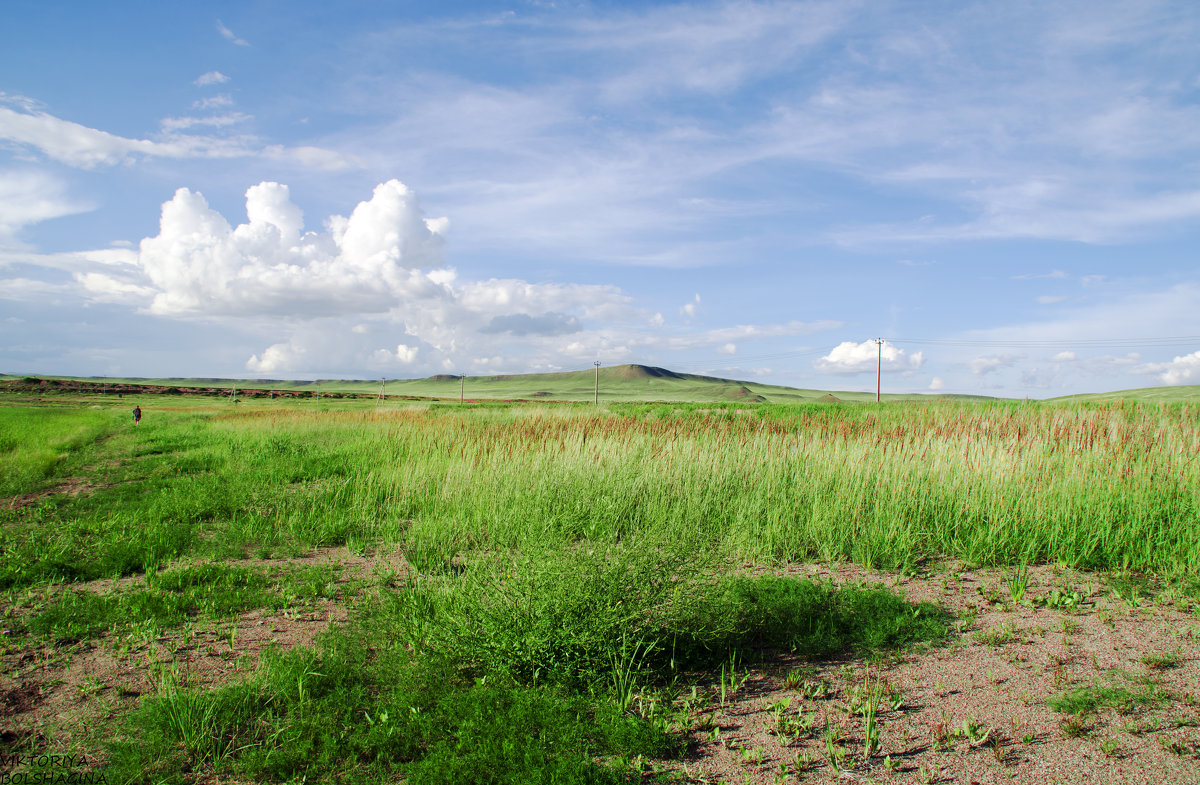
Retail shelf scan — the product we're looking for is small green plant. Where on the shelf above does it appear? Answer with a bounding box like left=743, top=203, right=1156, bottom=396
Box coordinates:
left=976, top=584, right=1003, bottom=605
left=719, top=649, right=749, bottom=704
left=989, top=735, right=1009, bottom=765
left=77, top=676, right=105, bottom=698
left=1100, top=738, right=1119, bottom=757
left=823, top=712, right=847, bottom=771
left=798, top=678, right=828, bottom=700
left=1007, top=562, right=1030, bottom=604
left=1141, top=651, right=1181, bottom=670
left=783, top=667, right=810, bottom=691
left=1061, top=716, right=1091, bottom=738
left=972, top=622, right=1020, bottom=647
left=1032, top=588, right=1083, bottom=609
left=609, top=631, right=651, bottom=713
left=953, top=717, right=992, bottom=746
left=859, top=668, right=884, bottom=759
left=1158, top=736, right=1191, bottom=756
left=765, top=698, right=812, bottom=743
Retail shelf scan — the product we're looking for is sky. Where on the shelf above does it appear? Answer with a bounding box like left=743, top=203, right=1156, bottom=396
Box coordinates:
left=2, top=0, right=1199, bottom=397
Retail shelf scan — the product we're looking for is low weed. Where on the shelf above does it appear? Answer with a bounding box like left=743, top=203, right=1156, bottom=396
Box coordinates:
left=1141, top=651, right=1182, bottom=670
left=26, top=563, right=337, bottom=642
left=972, top=622, right=1022, bottom=647
left=1048, top=684, right=1168, bottom=716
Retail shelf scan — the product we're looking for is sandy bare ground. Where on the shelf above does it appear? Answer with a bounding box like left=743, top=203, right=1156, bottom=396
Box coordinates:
left=1, top=552, right=1197, bottom=784
left=674, top=562, right=1200, bottom=784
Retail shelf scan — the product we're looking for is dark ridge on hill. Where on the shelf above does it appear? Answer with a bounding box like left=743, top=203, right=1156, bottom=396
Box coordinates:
left=427, top=374, right=461, bottom=382
left=821, top=393, right=842, bottom=402
left=611, top=364, right=687, bottom=380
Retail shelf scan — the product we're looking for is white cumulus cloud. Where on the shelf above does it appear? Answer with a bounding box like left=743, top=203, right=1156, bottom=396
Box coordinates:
left=194, top=71, right=231, bottom=87
left=1136, top=350, right=1200, bottom=385
left=813, top=340, right=924, bottom=375
left=132, top=180, right=448, bottom=317
left=38, top=179, right=844, bottom=377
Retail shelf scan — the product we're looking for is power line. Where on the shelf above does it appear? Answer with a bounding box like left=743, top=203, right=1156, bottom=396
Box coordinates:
left=893, top=336, right=1200, bottom=349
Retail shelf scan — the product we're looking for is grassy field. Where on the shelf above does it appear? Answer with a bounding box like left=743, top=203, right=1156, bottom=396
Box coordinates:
left=3, top=364, right=1006, bottom=403
left=1, top=392, right=1197, bottom=783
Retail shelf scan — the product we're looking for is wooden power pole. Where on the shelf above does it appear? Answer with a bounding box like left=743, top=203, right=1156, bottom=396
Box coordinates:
left=874, top=338, right=884, bottom=403
left=593, top=361, right=601, bottom=405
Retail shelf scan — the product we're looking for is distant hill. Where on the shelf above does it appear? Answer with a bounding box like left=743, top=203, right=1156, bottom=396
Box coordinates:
left=4, top=367, right=1194, bottom=404
left=1049, top=385, right=1200, bottom=403
left=0, top=365, right=970, bottom=404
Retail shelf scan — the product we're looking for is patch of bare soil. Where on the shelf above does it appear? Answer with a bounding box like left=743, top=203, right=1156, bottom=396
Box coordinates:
left=0, top=545, right=402, bottom=767
left=71, top=544, right=413, bottom=595
left=1, top=478, right=103, bottom=511
left=0, top=602, right=348, bottom=766
left=671, top=563, right=1200, bottom=784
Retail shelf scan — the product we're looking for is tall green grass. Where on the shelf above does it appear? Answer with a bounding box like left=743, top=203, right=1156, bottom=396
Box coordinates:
left=0, top=407, right=114, bottom=496
left=3, top=399, right=1196, bottom=584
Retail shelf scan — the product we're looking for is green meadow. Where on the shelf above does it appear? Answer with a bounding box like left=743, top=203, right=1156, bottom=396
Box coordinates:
left=3, top=363, right=1005, bottom=403
left=1, top=388, right=1197, bottom=782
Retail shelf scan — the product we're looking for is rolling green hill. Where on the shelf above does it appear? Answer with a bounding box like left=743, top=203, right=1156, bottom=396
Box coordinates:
left=1049, top=384, right=1200, bottom=403
left=4, top=366, right=1195, bottom=403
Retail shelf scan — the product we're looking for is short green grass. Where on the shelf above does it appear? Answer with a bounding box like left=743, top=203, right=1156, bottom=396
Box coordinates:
left=2, top=393, right=1198, bottom=782
left=105, top=544, right=948, bottom=784
left=22, top=563, right=340, bottom=643
left=1048, top=683, right=1169, bottom=716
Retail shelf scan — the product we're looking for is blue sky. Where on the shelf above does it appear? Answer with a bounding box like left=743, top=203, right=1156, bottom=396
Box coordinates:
left=2, top=0, right=1198, bottom=396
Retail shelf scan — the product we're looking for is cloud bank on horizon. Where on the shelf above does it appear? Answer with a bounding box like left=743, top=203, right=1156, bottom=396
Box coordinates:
left=1, top=1, right=1198, bottom=396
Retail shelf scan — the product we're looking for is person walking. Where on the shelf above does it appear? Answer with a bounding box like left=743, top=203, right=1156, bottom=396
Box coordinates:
left=132, top=405, right=141, bottom=426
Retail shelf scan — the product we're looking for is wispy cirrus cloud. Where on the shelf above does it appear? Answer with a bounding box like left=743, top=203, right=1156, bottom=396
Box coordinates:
left=331, top=0, right=1200, bottom=268
left=0, top=170, right=92, bottom=246
left=216, top=20, right=249, bottom=47
left=0, top=95, right=353, bottom=170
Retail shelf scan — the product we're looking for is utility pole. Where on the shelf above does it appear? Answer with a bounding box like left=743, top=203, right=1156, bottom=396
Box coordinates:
left=460, top=374, right=465, bottom=404
left=874, top=338, right=884, bottom=403
left=377, top=378, right=386, bottom=404
left=231, top=383, right=236, bottom=402
left=594, top=361, right=601, bottom=405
